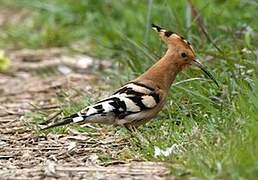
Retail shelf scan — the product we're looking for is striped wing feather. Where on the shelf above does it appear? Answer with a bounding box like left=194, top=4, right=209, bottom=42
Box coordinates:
left=78, top=82, right=160, bottom=124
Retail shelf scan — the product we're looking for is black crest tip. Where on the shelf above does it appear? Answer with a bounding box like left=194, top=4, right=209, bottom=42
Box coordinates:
left=151, top=23, right=162, bottom=32
left=151, top=23, right=174, bottom=37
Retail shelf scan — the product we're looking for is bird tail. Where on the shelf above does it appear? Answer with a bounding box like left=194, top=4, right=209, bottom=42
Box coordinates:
left=41, top=113, right=85, bottom=130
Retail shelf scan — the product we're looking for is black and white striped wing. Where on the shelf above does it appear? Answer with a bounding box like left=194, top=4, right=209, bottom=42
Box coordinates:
left=77, top=82, right=160, bottom=123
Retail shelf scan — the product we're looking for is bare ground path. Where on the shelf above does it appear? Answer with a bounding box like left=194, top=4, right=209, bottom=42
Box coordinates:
left=0, top=49, right=171, bottom=179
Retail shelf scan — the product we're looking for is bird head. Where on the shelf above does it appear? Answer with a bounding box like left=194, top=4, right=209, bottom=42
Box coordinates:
left=152, top=24, right=219, bottom=87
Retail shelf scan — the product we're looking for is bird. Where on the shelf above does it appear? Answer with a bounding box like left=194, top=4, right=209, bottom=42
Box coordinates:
left=42, top=24, right=219, bottom=130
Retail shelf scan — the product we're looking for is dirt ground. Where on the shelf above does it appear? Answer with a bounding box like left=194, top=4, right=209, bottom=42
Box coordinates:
left=0, top=49, right=171, bottom=179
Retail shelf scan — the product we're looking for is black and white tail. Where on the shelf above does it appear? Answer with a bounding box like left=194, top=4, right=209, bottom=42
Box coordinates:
left=41, top=113, right=85, bottom=130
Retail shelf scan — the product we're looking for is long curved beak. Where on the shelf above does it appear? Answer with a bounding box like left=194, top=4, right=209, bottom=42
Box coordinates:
left=192, top=59, right=219, bottom=88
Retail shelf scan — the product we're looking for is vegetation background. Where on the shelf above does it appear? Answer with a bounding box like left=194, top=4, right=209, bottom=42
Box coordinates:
left=0, top=0, right=257, bottom=179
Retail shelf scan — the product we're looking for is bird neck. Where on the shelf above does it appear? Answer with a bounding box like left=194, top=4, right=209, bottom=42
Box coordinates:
left=138, top=50, right=181, bottom=91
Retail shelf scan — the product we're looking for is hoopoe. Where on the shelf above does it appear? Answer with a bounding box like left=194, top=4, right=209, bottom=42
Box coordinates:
left=42, top=24, right=218, bottom=130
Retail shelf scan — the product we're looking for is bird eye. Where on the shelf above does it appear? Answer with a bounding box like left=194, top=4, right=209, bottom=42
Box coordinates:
left=181, top=52, right=187, bottom=58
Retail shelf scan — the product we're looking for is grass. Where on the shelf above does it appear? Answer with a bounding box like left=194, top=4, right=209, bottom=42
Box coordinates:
left=1, top=0, right=258, bottom=179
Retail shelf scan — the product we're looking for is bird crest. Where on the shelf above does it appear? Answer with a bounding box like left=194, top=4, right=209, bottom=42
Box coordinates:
left=151, top=23, right=195, bottom=54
